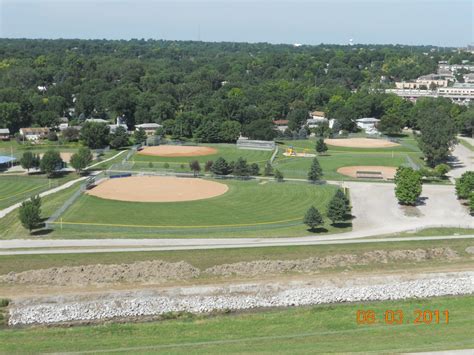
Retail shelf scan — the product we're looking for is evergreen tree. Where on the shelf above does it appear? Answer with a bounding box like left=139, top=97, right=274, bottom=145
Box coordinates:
left=109, top=126, right=129, bottom=149
left=274, top=169, right=284, bottom=182
left=315, top=138, right=328, bottom=155
left=134, top=128, right=147, bottom=144
left=304, top=206, right=323, bottom=232
left=233, top=157, right=250, bottom=177
left=334, top=189, right=351, bottom=215
left=210, top=157, right=230, bottom=175
left=327, top=194, right=347, bottom=225
left=263, top=162, right=273, bottom=176
left=250, top=163, right=260, bottom=176
left=470, top=191, right=474, bottom=215
left=308, top=157, right=323, bottom=182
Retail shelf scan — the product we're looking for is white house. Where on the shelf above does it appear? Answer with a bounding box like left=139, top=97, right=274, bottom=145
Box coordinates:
left=0, top=128, right=10, bottom=140
left=135, top=123, right=162, bottom=136
left=356, top=117, right=380, bottom=133
left=307, top=111, right=328, bottom=128
left=85, top=118, right=109, bottom=124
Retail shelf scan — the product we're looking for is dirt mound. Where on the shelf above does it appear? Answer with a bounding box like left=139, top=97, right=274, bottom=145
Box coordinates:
left=138, top=145, right=217, bottom=157
left=325, top=138, right=399, bottom=148
left=337, top=166, right=397, bottom=180
left=86, top=176, right=229, bottom=202
left=0, top=260, right=199, bottom=286
left=204, top=248, right=458, bottom=277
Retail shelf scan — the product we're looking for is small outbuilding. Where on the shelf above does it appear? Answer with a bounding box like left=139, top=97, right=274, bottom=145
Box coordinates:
left=0, top=128, right=10, bottom=140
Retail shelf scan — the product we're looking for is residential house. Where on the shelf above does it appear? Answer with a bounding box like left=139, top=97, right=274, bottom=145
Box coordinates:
left=272, top=119, right=289, bottom=132
left=135, top=123, right=162, bottom=136
left=19, top=127, right=50, bottom=141
left=0, top=128, right=10, bottom=140
left=356, top=118, right=380, bottom=134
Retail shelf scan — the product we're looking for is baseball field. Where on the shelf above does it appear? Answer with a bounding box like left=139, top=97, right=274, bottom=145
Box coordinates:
left=53, top=178, right=346, bottom=238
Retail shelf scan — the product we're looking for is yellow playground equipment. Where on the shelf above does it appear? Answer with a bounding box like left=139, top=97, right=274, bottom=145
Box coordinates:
left=286, top=146, right=296, bottom=156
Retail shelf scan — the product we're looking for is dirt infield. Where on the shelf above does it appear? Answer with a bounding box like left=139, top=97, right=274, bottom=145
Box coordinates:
left=86, top=176, right=229, bottom=202
left=325, top=138, right=399, bottom=148
left=137, top=145, right=217, bottom=157
left=39, top=152, right=74, bottom=163
left=337, top=166, right=397, bottom=180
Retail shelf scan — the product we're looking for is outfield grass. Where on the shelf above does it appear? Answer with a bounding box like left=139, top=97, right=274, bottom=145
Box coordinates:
left=2, top=296, right=472, bottom=353
left=131, top=143, right=273, bottom=165
left=55, top=179, right=348, bottom=238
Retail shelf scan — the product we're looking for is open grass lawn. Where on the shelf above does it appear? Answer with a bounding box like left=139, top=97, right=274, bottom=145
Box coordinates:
left=2, top=296, right=472, bottom=353
left=0, top=173, right=79, bottom=210
left=56, top=179, right=347, bottom=238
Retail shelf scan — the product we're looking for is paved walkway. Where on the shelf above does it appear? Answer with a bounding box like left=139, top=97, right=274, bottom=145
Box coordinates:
left=448, top=141, right=473, bottom=180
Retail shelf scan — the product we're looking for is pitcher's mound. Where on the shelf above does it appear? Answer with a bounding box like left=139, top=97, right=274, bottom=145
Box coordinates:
left=325, top=138, right=399, bottom=148
left=86, top=176, right=228, bottom=202
left=138, top=145, right=217, bottom=157
left=337, top=166, right=397, bottom=180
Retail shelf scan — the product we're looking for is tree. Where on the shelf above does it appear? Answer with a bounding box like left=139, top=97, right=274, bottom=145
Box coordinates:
left=20, top=151, right=40, bottom=172
left=304, top=206, right=323, bottom=232
left=308, top=157, right=323, bottom=182
left=109, top=126, right=129, bottom=149
left=204, top=160, right=213, bottom=172
left=47, top=131, right=58, bottom=141
left=250, top=163, right=260, bottom=176
left=394, top=166, right=423, bottom=205
left=263, top=162, right=273, bottom=176
left=62, top=127, right=80, bottom=142
left=274, top=169, right=284, bottom=182
left=455, top=171, right=474, bottom=199
left=233, top=157, right=250, bottom=177
left=18, top=197, right=41, bottom=233
left=243, top=119, right=277, bottom=141
left=134, top=128, right=147, bottom=144
left=70, top=147, right=93, bottom=173
left=433, top=163, right=450, bottom=179
left=40, top=150, right=63, bottom=177
left=470, top=192, right=474, bottom=215
left=334, top=189, right=351, bottom=215
left=210, top=157, right=231, bottom=175
left=219, top=120, right=241, bottom=143
left=80, top=122, right=110, bottom=149
left=415, top=103, right=457, bottom=167
left=327, top=193, right=347, bottom=225
left=315, top=138, right=328, bottom=155
left=189, top=160, right=201, bottom=177
left=378, top=113, right=403, bottom=135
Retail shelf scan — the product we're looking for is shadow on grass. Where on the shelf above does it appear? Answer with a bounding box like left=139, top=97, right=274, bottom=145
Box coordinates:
left=31, top=228, right=54, bottom=236
left=306, top=227, right=328, bottom=233
left=331, top=222, right=352, bottom=228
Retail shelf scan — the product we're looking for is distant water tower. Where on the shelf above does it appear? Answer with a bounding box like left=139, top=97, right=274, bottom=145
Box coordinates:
left=349, top=38, right=354, bottom=46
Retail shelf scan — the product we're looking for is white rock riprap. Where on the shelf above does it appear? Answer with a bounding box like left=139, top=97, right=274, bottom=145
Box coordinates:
left=8, top=272, right=474, bottom=326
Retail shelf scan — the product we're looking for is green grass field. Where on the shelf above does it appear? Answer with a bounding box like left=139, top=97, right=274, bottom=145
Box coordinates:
left=54, top=179, right=348, bottom=238
left=0, top=173, right=79, bottom=210
left=2, top=296, right=472, bottom=353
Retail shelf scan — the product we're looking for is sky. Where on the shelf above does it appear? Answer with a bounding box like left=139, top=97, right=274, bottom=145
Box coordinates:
left=1, top=0, right=473, bottom=47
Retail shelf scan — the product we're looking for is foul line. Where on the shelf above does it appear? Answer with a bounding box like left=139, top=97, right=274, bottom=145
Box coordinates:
left=51, top=216, right=303, bottom=229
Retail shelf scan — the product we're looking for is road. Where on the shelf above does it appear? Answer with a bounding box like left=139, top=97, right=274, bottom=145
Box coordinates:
left=0, top=235, right=473, bottom=255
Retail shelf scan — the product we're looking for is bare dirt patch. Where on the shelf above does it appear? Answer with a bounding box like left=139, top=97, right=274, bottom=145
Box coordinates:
left=137, top=145, right=217, bottom=157
left=86, top=176, right=229, bottom=202
left=337, top=165, right=397, bottom=180
left=325, top=138, right=399, bottom=148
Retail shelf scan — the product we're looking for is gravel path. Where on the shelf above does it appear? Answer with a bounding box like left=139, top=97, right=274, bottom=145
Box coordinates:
left=8, top=271, right=474, bottom=326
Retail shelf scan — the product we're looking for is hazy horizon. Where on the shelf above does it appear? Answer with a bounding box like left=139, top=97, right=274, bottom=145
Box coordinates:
left=1, top=0, right=473, bottom=47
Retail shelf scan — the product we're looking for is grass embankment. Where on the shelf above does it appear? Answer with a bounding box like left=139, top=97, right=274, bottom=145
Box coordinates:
left=55, top=179, right=347, bottom=238
left=458, top=138, right=474, bottom=152
left=0, top=237, right=472, bottom=275
left=1, top=296, right=473, bottom=353
left=385, top=228, right=474, bottom=238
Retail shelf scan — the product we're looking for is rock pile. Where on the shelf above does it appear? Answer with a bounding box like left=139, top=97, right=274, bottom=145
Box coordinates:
left=8, top=272, right=473, bottom=326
